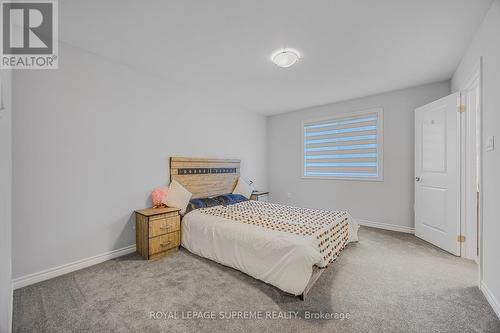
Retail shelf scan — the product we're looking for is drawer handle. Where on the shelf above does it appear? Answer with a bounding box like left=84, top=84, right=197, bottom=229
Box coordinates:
left=160, top=241, right=172, bottom=247
left=160, top=225, right=171, bottom=230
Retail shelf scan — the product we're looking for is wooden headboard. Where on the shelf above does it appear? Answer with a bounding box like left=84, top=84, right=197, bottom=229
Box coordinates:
left=169, top=157, right=240, bottom=199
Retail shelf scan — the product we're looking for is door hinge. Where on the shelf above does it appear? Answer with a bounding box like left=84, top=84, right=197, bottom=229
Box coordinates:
left=458, top=105, right=466, bottom=113
left=457, top=235, right=466, bottom=243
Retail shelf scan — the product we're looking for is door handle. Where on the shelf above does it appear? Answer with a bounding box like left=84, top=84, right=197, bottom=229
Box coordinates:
left=415, top=177, right=421, bottom=182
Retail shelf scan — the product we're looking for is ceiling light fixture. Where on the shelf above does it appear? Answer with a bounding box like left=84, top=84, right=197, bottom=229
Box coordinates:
left=271, top=48, right=301, bottom=68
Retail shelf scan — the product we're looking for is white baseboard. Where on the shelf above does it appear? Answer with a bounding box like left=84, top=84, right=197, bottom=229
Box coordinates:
left=481, top=282, right=500, bottom=320
left=356, top=219, right=415, bottom=234
left=13, top=244, right=136, bottom=290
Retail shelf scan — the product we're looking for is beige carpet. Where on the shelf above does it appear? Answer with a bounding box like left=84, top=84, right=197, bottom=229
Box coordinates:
left=13, top=226, right=500, bottom=332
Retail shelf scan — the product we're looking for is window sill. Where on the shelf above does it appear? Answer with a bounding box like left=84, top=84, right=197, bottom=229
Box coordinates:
left=300, top=176, right=384, bottom=182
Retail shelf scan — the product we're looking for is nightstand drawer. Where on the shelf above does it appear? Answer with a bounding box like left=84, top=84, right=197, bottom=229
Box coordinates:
left=256, top=194, right=268, bottom=202
left=250, top=191, right=269, bottom=202
left=149, top=215, right=180, bottom=237
left=149, top=232, right=180, bottom=255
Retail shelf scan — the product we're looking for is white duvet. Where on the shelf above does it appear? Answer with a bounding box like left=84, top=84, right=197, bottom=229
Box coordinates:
left=181, top=206, right=359, bottom=296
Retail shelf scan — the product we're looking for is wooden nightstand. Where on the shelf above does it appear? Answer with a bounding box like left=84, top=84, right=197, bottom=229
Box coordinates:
left=135, top=207, right=181, bottom=260
left=250, top=191, right=269, bottom=202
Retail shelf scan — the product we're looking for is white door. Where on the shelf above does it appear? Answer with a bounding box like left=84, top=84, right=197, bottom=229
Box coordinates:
left=415, top=93, right=461, bottom=256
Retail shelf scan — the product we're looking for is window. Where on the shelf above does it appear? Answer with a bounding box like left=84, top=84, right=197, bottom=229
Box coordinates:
left=302, top=108, right=383, bottom=181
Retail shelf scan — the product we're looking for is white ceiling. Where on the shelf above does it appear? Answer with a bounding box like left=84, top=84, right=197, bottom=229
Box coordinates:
left=60, top=0, right=492, bottom=115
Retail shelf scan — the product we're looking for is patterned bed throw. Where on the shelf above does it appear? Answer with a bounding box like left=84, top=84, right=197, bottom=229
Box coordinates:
left=198, top=200, right=350, bottom=266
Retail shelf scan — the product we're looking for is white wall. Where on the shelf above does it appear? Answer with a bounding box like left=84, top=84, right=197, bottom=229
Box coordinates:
left=268, top=81, right=450, bottom=230
left=452, top=0, right=500, bottom=318
left=12, top=43, right=268, bottom=279
left=0, top=70, right=13, bottom=333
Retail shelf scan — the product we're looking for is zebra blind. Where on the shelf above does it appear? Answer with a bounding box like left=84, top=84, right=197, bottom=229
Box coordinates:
left=303, top=108, right=383, bottom=180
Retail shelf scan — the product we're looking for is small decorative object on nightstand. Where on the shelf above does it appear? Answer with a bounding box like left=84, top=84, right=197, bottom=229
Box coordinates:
left=250, top=191, right=269, bottom=202
left=135, top=207, right=181, bottom=260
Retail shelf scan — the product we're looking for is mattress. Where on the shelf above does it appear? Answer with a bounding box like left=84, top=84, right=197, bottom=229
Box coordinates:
left=181, top=200, right=359, bottom=295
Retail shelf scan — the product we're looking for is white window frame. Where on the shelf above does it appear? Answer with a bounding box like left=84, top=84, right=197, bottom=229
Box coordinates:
left=301, top=108, right=384, bottom=181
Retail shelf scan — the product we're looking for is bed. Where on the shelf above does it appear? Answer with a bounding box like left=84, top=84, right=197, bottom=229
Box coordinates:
left=170, top=157, right=359, bottom=299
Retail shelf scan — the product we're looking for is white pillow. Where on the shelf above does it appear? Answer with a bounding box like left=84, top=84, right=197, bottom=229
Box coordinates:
left=232, top=177, right=254, bottom=199
left=164, top=180, right=192, bottom=214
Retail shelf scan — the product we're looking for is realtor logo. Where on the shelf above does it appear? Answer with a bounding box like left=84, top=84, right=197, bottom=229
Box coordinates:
left=1, top=0, right=58, bottom=69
